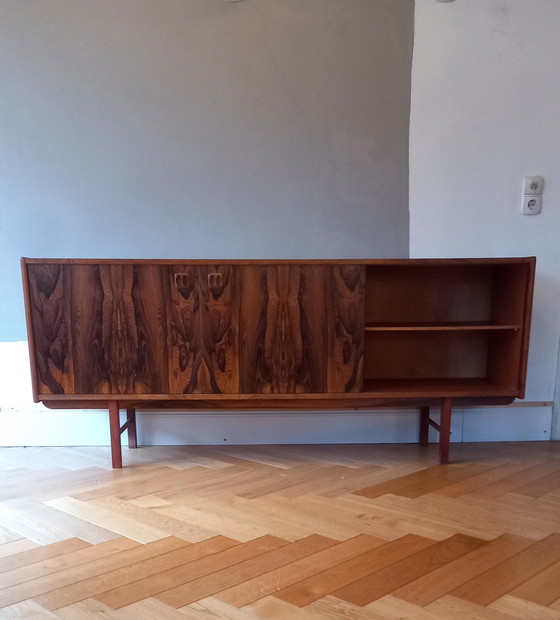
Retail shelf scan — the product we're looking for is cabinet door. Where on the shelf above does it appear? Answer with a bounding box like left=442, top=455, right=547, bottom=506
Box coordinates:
left=328, top=264, right=365, bottom=393
left=26, top=263, right=74, bottom=395
left=70, top=264, right=169, bottom=394
left=237, top=264, right=364, bottom=394
left=166, top=265, right=239, bottom=394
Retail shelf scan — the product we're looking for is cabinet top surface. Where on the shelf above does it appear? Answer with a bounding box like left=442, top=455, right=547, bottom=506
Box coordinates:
left=21, top=257, right=536, bottom=266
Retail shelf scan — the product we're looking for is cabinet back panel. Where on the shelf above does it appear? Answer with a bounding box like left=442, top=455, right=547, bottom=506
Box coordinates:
left=491, top=264, right=532, bottom=325
left=365, top=265, right=494, bottom=324
left=364, top=331, right=489, bottom=380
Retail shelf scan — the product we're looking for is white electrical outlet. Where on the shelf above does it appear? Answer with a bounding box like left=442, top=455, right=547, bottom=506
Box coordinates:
left=522, top=195, right=542, bottom=215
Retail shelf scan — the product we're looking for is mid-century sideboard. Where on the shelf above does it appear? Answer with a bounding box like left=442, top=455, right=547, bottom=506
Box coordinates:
left=21, top=257, right=536, bottom=468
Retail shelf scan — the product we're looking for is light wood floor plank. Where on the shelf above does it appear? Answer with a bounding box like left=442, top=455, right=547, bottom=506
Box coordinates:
left=0, top=539, right=41, bottom=561
left=451, top=533, right=560, bottom=606
left=116, top=597, right=198, bottom=619
left=62, top=536, right=238, bottom=611
left=352, top=465, right=447, bottom=498
left=97, top=535, right=286, bottom=609
left=511, top=471, right=560, bottom=498
left=90, top=495, right=214, bottom=543
left=275, top=533, right=437, bottom=607
left=167, top=494, right=311, bottom=541
left=432, top=463, right=532, bottom=498
left=365, top=595, right=446, bottom=620
left=154, top=501, right=274, bottom=542
left=0, top=600, right=59, bottom=619
left=489, top=595, right=560, bottom=620
left=426, top=594, right=518, bottom=619
left=507, top=558, right=560, bottom=606
left=246, top=596, right=324, bottom=619
left=186, top=596, right=264, bottom=619
left=55, top=598, right=123, bottom=619
left=307, top=595, right=390, bottom=619
left=156, top=535, right=336, bottom=608
left=43, top=497, right=172, bottom=543
left=332, top=533, right=485, bottom=607
left=216, top=534, right=385, bottom=607
left=392, top=533, right=534, bottom=606
left=394, top=463, right=500, bottom=498
left=0, top=537, right=140, bottom=607
left=474, top=462, right=560, bottom=498
left=34, top=536, right=192, bottom=610
left=0, top=538, right=91, bottom=576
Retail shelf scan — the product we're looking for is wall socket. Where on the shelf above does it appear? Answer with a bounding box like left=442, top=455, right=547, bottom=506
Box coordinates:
left=521, top=175, right=544, bottom=215
left=521, top=195, right=542, bottom=215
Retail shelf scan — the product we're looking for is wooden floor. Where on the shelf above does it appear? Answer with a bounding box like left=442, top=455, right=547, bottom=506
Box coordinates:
left=1, top=443, right=560, bottom=619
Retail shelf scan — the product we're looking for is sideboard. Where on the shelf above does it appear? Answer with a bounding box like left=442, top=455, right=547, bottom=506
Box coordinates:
left=21, top=257, right=536, bottom=468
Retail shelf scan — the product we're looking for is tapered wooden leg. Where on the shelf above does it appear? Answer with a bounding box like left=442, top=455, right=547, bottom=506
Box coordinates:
left=108, top=400, right=123, bottom=469
left=419, top=406, right=430, bottom=445
left=439, top=397, right=452, bottom=465
left=126, top=408, right=137, bottom=449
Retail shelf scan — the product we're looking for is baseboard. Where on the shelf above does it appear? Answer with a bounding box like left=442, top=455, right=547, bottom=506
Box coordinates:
left=0, top=404, right=552, bottom=447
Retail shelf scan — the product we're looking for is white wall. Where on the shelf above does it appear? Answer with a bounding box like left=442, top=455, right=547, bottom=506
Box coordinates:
left=410, top=0, right=560, bottom=436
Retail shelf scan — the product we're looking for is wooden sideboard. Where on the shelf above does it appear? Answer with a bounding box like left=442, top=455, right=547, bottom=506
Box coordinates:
left=21, top=257, right=536, bottom=468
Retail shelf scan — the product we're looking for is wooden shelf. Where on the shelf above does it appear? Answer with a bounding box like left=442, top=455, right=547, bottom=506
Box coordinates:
left=361, top=378, right=517, bottom=397
left=365, top=322, right=521, bottom=332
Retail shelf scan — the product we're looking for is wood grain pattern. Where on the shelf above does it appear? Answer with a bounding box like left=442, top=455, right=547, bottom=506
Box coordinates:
left=238, top=265, right=322, bottom=394
left=167, top=265, right=238, bottom=394
left=237, top=265, right=363, bottom=394
left=80, top=264, right=168, bottom=394
left=327, top=265, right=365, bottom=393
left=25, top=263, right=73, bottom=395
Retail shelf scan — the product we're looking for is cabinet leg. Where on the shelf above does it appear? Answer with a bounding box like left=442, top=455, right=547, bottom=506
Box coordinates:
left=419, top=406, right=430, bottom=445
left=439, top=397, right=452, bottom=465
left=126, top=408, right=137, bottom=449
left=108, top=400, right=123, bottom=469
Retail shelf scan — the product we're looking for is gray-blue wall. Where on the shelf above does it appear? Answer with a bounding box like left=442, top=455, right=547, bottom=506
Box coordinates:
left=1, top=0, right=413, bottom=341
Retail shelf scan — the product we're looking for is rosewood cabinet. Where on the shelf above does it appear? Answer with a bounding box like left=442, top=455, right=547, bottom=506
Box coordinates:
left=21, top=258, right=536, bottom=468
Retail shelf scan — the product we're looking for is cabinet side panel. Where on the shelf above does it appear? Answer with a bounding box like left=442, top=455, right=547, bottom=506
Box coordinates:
left=489, top=260, right=536, bottom=396
left=25, top=263, right=75, bottom=395
left=328, top=265, right=365, bottom=393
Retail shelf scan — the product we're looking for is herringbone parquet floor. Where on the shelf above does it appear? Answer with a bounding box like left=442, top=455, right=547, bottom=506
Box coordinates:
left=1, top=442, right=560, bottom=619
